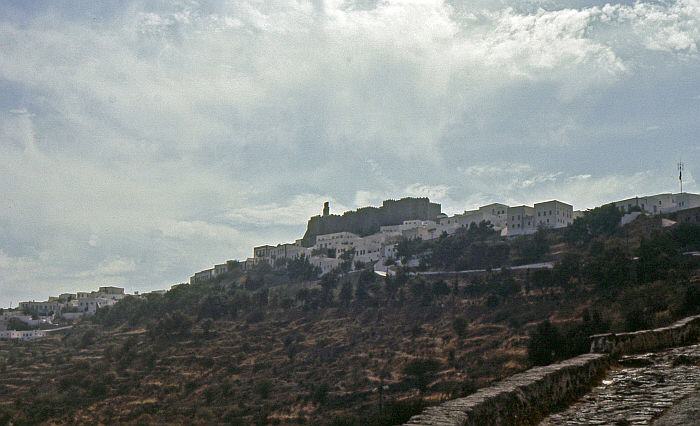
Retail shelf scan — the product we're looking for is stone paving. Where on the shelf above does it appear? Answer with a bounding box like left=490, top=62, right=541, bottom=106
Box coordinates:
left=540, top=344, right=700, bottom=425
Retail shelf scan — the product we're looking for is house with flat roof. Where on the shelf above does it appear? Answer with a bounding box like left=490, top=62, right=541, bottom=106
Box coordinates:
left=534, top=200, right=574, bottom=229
left=614, top=192, right=700, bottom=215
left=507, top=205, right=537, bottom=236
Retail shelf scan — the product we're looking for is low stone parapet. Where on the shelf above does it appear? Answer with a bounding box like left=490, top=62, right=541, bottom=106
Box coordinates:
left=589, top=314, right=700, bottom=356
left=404, top=353, right=610, bottom=426
left=405, top=314, right=700, bottom=425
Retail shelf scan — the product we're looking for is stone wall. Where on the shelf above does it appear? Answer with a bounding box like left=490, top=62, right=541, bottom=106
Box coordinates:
left=405, top=353, right=610, bottom=426
left=589, top=314, right=700, bottom=356
left=301, top=197, right=441, bottom=246
left=405, top=314, right=700, bottom=426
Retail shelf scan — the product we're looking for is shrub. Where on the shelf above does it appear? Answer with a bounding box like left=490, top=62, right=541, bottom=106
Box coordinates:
left=402, top=358, right=442, bottom=393
left=254, top=380, right=273, bottom=399
left=527, top=320, right=563, bottom=366
left=452, top=317, right=468, bottom=339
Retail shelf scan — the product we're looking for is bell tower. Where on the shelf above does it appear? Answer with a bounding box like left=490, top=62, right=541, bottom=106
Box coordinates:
left=323, top=201, right=330, bottom=216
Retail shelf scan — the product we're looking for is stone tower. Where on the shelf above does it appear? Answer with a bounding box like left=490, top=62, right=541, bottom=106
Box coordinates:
left=323, top=201, right=330, bottom=217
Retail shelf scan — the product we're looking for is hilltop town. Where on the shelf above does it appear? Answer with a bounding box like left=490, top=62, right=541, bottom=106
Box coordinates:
left=192, top=191, right=700, bottom=283
left=3, top=191, right=699, bottom=343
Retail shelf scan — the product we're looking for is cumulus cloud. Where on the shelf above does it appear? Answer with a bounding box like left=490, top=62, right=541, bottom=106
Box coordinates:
left=226, top=194, right=349, bottom=226
left=0, top=0, right=699, bottom=306
left=77, top=257, right=137, bottom=277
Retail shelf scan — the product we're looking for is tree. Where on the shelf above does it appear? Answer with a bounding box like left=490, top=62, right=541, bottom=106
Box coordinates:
left=320, top=272, right=338, bottom=307
left=355, top=280, right=369, bottom=305
left=339, top=248, right=356, bottom=273
left=636, top=233, right=679, bottom=283
left=338, top=281, right=353, bottom=308
left=516, top=229, right=550, bottom=263
left=432, top=280, right=450, bottom=297
left=566, top=203, right=622, bottom=244
left=311, top=383, right=330, bottom=406
left=586, top=245, right=632, bottom=288
left=254, top=380, right=273, bottom=399
left=403, top=358, right=442, bottom=393
left=452, top=317, right=468, bottom=339
left=527, top=320, right=563, bottom=366
left=287, top=255, right=321, bottom=281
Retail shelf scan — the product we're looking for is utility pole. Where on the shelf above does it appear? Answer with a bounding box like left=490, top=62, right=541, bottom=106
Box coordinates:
left=678, top=161, right=684, bottom=193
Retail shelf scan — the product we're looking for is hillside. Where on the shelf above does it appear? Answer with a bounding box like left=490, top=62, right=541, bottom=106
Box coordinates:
left=1, top=209, right=700, bottom=425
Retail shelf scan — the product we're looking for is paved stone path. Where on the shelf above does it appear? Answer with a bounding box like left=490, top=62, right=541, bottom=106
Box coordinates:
left=540, top=344, right=700, bottom=425
left=653, top=390, right=700, bottom=425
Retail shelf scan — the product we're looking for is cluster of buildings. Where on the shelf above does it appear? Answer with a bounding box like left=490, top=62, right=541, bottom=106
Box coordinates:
left=186, top=191, right=700, bottom=282
left=244, top=200, right=579, bottom=273
left=0, top=329, right=48, bottom=341
left=18, top=286, right=127, bottom=318
left=1, top=286, right=129, bottom=341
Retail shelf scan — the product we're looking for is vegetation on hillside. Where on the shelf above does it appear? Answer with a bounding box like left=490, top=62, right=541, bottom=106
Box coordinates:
left=0, top=210, right=699, bottom=425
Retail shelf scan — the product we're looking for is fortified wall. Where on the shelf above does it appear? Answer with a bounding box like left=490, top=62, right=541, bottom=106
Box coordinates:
left=301, top=197, right=441, bottom=247
left=405, top=314, right=700, bottom=426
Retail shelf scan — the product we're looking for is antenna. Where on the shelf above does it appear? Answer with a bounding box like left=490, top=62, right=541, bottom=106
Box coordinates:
left=678, top=161, right=684, bottom=193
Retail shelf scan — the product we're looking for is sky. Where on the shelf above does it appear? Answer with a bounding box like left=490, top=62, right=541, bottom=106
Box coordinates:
left=1, top=0, right=699, bottom=307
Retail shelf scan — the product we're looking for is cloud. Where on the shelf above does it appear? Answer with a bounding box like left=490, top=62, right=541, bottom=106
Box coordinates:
left=226, top=194, right=349, bottom=226
left=77, top=257, right=137, bottom=277
left=159, top=220, right=242, bottom=242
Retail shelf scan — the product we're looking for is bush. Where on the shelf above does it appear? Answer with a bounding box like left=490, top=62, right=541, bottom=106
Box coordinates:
left=452, top=317, right=468, bottom=339
left=527, top=320, right=563, bottom=366
left=367, top=398, right=425, bottom=426
left=254, top=380, right=273, bottom=399
left=402, top=358, right=442, bottom=393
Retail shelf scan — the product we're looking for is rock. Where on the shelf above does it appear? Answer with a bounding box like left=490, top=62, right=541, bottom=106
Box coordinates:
left=671, top=354, right=698, bottom=367
left=618, top=357, right=654, bottom=368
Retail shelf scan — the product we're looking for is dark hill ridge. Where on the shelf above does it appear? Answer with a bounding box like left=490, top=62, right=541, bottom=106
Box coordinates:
left=301, top=197, right=442, bottom=246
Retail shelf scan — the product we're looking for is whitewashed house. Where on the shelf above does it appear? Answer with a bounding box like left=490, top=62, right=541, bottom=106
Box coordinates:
left=309, top=256, right=342, bottom=275
left=18, top=301, right=62, bottom=316
left=507, top=205, right=537, bottom=236
left=614, top=192, right=700, bottom=215
left=353, top=235, right=385, bottom=265
left=314, top=232, right=360, bottom=257
left=0, top=330, right=47, bottom=341
left=534, top=200, right=574, bottom=229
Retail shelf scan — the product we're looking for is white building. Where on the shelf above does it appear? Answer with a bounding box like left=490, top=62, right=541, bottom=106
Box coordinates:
left=0, top=330, right=47, bottom=341
left=309, top=256, right=342, bottom=275
left=402, top=222, right=441, bottom=241
left=253, top=242, right=312, bottom=266
left=314, top=232, right=360, bottom=257
left=18, top=301, right=62, bottom=316
left=190, top=268, right=214, bottom=284
left=614, top=192, right=700, bottom=215
left=96, top=286, right=126, bottom=301
left=507, top=205, right=537, bottom=236
left=534, top=200, right=574, bottom=229
left=78, top=297, right=117, bottom=315
left=478, top=203, right=509, bottom=230
left=353, top=234, right=386, bottom=265
left=438, top=203, right=509, bottom=233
